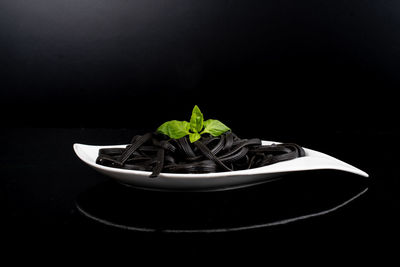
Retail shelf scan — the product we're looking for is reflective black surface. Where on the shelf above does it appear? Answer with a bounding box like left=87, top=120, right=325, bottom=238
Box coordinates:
left=76, top=175, right=368, bottom=233
left=2, top=128, right=399, bottom=257
left=2, top=0, right=400, bottom=260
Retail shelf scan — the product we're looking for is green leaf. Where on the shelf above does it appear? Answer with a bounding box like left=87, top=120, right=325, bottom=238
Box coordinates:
left=189, top=132, right=201, bottom=143
left=157, top=120, right=190, bottom=139
left=202, top=119, right=231, bottom=136
left=156, top=105, right=230, bottom=142
left=190, top=105, right=204, bottom=133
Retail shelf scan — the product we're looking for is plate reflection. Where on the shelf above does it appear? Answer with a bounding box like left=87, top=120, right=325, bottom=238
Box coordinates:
left=75, top=171, right=369, bottom=233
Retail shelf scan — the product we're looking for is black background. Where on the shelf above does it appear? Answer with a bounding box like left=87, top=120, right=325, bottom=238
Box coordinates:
left=1, top=0, right=399, bottom=259
left=1, top=0, right=398, bottom=131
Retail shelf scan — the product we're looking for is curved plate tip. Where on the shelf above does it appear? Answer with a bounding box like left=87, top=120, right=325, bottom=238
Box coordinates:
left=73, top=143, right=85, bottom=159
left=336, top=164, right=369, bottom=178
left=73, top=143, right=80, bottom=157
left=300, top=147, right=369, bottom=178
left=73, top=143, right=96, bottom=165
left=73, top=143, right=80, bottom=154
left=73, top=143, right=85, bottom=164
left=348, top=167, right=369, bottom=178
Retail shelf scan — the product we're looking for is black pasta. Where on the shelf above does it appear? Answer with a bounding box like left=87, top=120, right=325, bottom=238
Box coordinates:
left=96, top=131, right=305, bottom=178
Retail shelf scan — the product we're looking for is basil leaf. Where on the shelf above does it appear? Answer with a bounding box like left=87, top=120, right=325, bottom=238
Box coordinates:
left=182, top=121, right=191, bottom=132
left=156, top=105, right=229, bottom=142
left=202, top=119, right=230, bottom=136
left=190, top=105, right=204, bottom=133
left=157, top=120, right=190, bottom=139
left=189, top=132, right=201, bottom=143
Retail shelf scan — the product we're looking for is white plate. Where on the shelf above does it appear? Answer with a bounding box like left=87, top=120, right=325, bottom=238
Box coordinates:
left=73, top=141, right=369, bottom=191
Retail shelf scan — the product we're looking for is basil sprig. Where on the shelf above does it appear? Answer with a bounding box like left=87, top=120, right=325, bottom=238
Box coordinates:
left=156, top=105, right=230, bottom=143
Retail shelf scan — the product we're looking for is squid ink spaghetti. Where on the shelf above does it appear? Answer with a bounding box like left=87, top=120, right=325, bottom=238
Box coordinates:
left=96, top=131, right=305, bottom=178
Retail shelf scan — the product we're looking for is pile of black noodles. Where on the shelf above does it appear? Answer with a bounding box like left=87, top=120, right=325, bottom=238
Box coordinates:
left=96, top=131, right=305, bottom=178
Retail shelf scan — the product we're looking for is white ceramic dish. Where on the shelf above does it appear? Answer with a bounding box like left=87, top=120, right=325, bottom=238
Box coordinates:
left=73, top=141, right=368, bottom=191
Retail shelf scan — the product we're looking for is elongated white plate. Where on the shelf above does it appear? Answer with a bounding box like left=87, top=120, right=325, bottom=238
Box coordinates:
left=73, top=141, right=368, bottom=191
